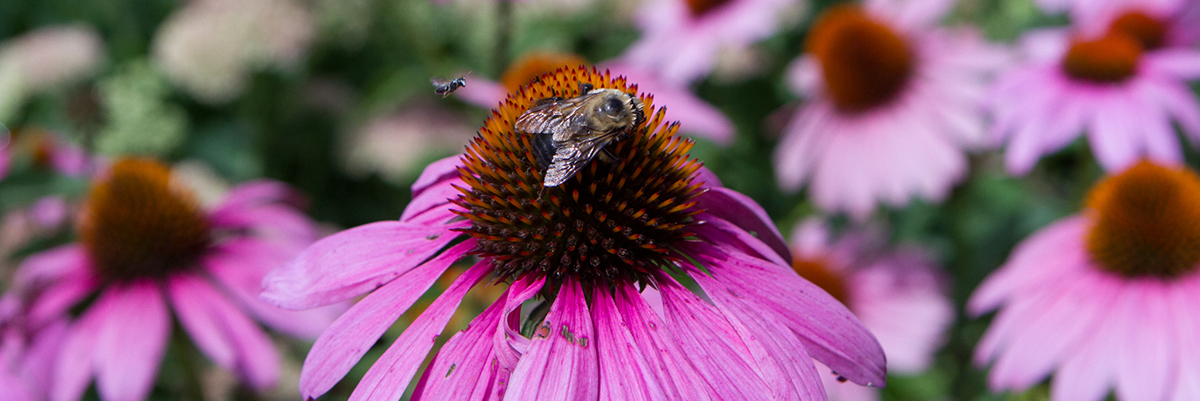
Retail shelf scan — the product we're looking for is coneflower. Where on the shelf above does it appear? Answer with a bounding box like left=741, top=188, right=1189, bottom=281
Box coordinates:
left=263, top=66, right=886, bottom=400
left=0, top=158, right=339, bottom=401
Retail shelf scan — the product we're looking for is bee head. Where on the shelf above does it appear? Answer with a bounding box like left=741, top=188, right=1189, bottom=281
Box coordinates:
left=593, top=90, right=645, bottom=131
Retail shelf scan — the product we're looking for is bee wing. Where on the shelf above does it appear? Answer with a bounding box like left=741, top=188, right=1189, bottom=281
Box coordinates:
left=543, top=131, right=621, bottom=187
left=513, top=96, right=592, bottom=140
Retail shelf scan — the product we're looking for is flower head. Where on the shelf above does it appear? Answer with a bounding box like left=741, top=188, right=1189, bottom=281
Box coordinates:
left=0, top=158, right=339, bottom=401
left=264, top=67, right=886, bottom=400
left=989, top=13, right=1200, bottom=175
left=774, top=1, right=1006, bottom=219
left=970, top=160, right=1200, bottom=401
left=790, top=219, right=954, bottom=401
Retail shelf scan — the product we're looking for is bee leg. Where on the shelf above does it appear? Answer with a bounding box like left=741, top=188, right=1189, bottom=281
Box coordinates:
left=578, top=82, right=594, bottom=94
left=597, top=148, right=621, bottom=163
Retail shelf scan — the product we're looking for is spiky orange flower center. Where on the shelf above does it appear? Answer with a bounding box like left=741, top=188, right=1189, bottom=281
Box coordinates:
left=453, top=67, right=707, bottom=287
left=685, top=0, right=732, bottom=17
left=808, top=4, right=914, bottom=113
left=81, top=158, right=211, bottom=282
left=1085, top=161, right=1200, bottom=279
left=1062, top=34, right=1142, bottom=83
left=792, top=257, right=848, bottom=304
left=1109, top=11, right=1166, bottom=50
left=500, top=52, right=590, bottom=93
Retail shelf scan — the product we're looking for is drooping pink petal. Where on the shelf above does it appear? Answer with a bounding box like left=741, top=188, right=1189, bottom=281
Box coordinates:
left=656, top=275, right=774, bottom=399
left=493, top=276, right=545, bottom=382
left=93, top=281, right=170, bottom=401
left=967, top=216, right=1090, bottom=315
left=208, top=203, right=319, bottom=247
left=611, top=283, right=715, bottom=400
left=12, top=245, right=89, bottom=289
left=261, top=220, right=466, bottom=309
left=20, top=319, right=69, bottom=400
left=400, top=176, right=465, bottom=222
left=695, top=216, right=788, bottom=267
left=590, top=286, right=668, bottom=401
left=1050, top=281, right=1133, bottom=401
left=693, top=187, right=790, bottom=262
left=25, top=272, right=96, bottom=330
left=299, top=240, right=474, bottom=399
left=52, top=298, right=107, bottom=401
left=692, top=271, right=827, bottom=400
left=505, top=279, right=599, bottom=400
left=411, top=288, right=508, bottom=401
left=692, top=244, right=887, bottom=387
left=350, top=260, right=491, bottom=401
left=167, top=273, right=281, bottom=390
left=1168, top=278, right=1200, bottom=401
left=1115, top=281, right=1174, bottom=401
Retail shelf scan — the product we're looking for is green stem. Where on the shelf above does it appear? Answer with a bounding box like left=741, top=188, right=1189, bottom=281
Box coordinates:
left=495, top=0, right=513, bottom=76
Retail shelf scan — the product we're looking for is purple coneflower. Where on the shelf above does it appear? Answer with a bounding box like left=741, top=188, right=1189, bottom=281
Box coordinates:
left=0, top=158, right=338, bottom=401
left=989, top=13, right=1200, bottom=175
left=455, top=51, right=734, bottom=145
left=790, top=219, right=953, bottom=401
left=971, top=160, right=1200, bottom=401
left=773, top=1, right=1006, bottom=220
left=263, top=67, right=886, bottom=400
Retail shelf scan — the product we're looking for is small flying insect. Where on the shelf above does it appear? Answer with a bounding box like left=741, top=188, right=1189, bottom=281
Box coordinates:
left=515, top=83, right=646, bottom=188
left=431, top=72, right=469, bottom=98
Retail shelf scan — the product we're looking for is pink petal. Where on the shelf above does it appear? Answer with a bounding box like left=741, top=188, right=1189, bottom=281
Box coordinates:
left=1146, top=49, right=1200, bottom=79
left=1168, top=279, right=1200, bottom=401
left=455, top=79, right=508, bottom=111
left=693, top=187, right=790, bottom=262
left=349, top=260, right=491, bottom=401
left=1115, top=282, right=1173, bottom=401
left=986, top=273, right=1114, bottom=390
left=411, top=155, right=465, bottom=197
left=695, top=216, right=788, bottom=267
left=261, top=220, right=466, bottom=309
left=411, top=288, right=508, bottom=401
left=12, top=245, right=89, bottom=288
left=694, top=165, right=723, bottom=188
left=693, top=244, right=887, bottom=387
left=93, top=281, right=170, bottom=401
left=611, top=284, right=715, bottom=399
left=505, top=279, right=599, bottom=400
left=209, top=203, right=319, bottom=247
left=590, top=286, right=668, bottom=400
left=967, top=216, right=1089, bottom=315
left=400, top=177, right=464, bottom=222
left=167, top=273, right=282, bottom=390
left=209, top=180, right=304, bottom=220
left=1088, top=94, right=1140, bottom=172
left=52, top=296, right=109, bottom=401
left=692, top=272, right=826, bottom=400
left=494, top=276, right=545, bottom=374
left=203, top=240, right=341, bottom=339
left=657, top=276, right=774, bottom=399
left=26, top=272, right=96, bottom=330
left=299, top=240, right=473, bottom=399
left=1050, top=281, right=1132, bottom=401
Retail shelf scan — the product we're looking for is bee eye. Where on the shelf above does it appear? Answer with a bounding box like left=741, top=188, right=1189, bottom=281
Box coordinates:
left=601, top=98, right=624, bottom=117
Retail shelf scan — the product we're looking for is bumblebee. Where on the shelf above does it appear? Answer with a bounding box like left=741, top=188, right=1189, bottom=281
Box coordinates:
left=515, top=83, right=646, bottom=187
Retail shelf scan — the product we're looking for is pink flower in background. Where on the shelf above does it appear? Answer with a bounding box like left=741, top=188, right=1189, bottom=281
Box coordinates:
left=0, top=159, right=340, bottom=401
left=263, top=68, right=885, bottom=400
left=455, top=51, right=735, bottom=145
left=624, top=0, right=797, bottom=85
left=1074, top=1, right=1200, bottom=47
left=989, top=20, right=1200, bottom=175
left=1033, top=0, right=1186, bottom=23
left=970, top=160, right=1200, bottom=401
left=790, top=219, right=954, bottom=401
left=774, top=0, right=1006, bottom=220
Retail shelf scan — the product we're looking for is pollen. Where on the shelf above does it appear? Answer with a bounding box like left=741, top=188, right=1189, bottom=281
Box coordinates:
left=791, top=257, right=848, bottom=304
left=1109, top=11, right=1166, bottom=50
left=453, top=66, right=706, bottom=287
left=80, top=158, right=211, bottom=282
left=685, top=0, right=732, bottom=17
left=1061, top=34, right=1142, bottom=83
left=1085, top=161, right=1200, bottom=279
left=807, top=4, right=914, bottom=113
left=500, top=52, right=590, bottom=93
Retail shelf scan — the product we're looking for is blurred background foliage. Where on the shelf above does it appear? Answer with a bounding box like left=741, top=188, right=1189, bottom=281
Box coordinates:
left=1, top=0, right=1192, bottom=399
